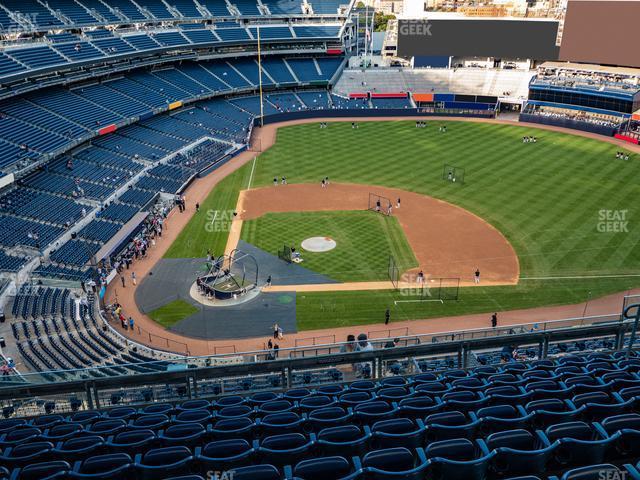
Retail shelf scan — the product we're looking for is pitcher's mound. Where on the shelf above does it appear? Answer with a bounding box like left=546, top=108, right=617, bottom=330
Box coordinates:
left=301, top=236, right=337, bottom=252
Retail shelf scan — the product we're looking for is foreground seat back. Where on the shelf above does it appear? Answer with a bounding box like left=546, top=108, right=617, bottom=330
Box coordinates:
left=361, top=446, right=428, bottom=480
left=487, top=429, right=556, bottom=477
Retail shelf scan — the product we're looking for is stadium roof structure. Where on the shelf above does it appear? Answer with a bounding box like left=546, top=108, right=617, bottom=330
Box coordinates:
left=539, top=61, right=640, bottom=78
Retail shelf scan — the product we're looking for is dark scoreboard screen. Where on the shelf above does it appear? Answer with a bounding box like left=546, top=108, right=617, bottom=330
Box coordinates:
left=397, top=18, right=560, bottom=60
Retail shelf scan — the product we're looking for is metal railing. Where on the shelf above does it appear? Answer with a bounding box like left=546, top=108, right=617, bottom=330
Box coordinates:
left=0, top=319, right=634, bottom=412
left=1, top=311, right=628, bottom=390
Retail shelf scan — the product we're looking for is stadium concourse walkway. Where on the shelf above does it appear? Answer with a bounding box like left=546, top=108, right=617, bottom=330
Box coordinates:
left=105, top=117, right=640, bottom=356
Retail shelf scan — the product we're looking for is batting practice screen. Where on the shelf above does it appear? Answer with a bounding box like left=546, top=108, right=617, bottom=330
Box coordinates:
left=443, top=164, right=465, bottom=185
left=368, top=193, right=393, bottom=216
left=388, top=256, right=400, bottom=289
left=278, top=244, right=292, bottom=263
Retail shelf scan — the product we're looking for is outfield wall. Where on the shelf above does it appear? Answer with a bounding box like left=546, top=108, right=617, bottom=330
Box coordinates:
left=256, top=108, right=496, bottom=126
left=518, top=113, right=618, bottom=137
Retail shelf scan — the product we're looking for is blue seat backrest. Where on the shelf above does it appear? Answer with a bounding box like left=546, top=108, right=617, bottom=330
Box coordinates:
left=202, top=438, right=250, bottom=457
left=318, top=424, right=363, bottom=442
left=363, top=446, right=415, bottom=470
left=142, top=445, right=191, bottom=465
left=545, top=421, right=592, bottom=442
left=80, top=452, right=132, bottom=473
left=15, top=460, right=71, bottom=480
left=261, top=432, right=307, bottom=450
left=486, top=429, right=536, bottom=450
left=294, top=456, right=351, bottom=480
left=426, top=411, right=468, bottom=426
left=425, top=438, right=476, bottom=461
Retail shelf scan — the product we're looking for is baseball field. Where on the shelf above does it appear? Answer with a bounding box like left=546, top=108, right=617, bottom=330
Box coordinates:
left=164, top=120, right=640, bottom=330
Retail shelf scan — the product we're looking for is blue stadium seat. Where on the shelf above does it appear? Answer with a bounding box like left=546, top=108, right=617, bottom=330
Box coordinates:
left=545, top=421, right=613, bottom=468
left=0, top=440, right=54, bottom=468
left=486, top=429, right=557, bottom=477
left=52, top=435, right=106, bottom=460
left=210, top=417, right=256, bottom=440
left=0, top=426, right=41, bottom=447
left=550, top=464, right=639, bottom=480
left=308, top=406, right=353, bottom=429
left=371, top=418, right=425, bottom=448
left=570, top=392, right=632, bottom=420
left=216, top=405, right=253, bottom=419
left=299, top=395, right=338, bottom=411
left=255, top=432, right=315, bottom=466
left=442, top=391, right=489, bottom=412
left=597, top=413, right=640, bottom=461
left=9, top=460, right=71, bottom=480
left=424, top=411, right=481, bottom=441
left=424, top=438, right=494, bottom=480
left=317, top=425, right=371, bottom=456
left=134, top=446, right=194, bottom=479
left=353, top=401, right=398, bottom=423
left=397, top=396, right=442, bottom=418
left=106, top=429, right=156, bottom=455
left=42, top=423, right=84, bottom=441
left=195, top=438, right=254, bottom=469
left=473, top=405, right=534, bottom=434
left=288, top=455, right=362, bottom=480
left=68, top=452, right=132, bottom=479
left=159, top=423, right=207, bottom=447
left=525, top=399, right=582, bottom=428
left=360, top=446, right=429, bottom=480
left=260, top=412, right=306, bottom=434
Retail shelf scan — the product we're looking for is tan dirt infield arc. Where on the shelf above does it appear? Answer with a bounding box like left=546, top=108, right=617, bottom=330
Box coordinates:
left=232, top=183, right=520, bottom=287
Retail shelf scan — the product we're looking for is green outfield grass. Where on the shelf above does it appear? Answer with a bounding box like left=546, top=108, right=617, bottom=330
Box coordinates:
left=296, top=277, right=637, bottom=330
left=148, top=299, right=198, bottom=328
left=162, top=120, right=640, bottom=329
left=240, top=210, right=418, bottom=282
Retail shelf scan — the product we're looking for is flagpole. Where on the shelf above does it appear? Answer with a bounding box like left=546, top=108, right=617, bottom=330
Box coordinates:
left=257, top=26, right=264, bottom=127
left=364, top=2, right=368, bottom=64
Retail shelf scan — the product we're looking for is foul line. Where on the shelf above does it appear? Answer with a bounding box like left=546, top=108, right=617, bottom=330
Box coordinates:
left=395, top=299, right=444, bottom=305
left=208, top=210, right=218, bottom=227
left=247, top=155, right=257, bottom=190
left=521, top=274, right=640, bottom=280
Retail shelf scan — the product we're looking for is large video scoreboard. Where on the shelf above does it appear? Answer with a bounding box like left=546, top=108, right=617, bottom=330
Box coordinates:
left=397, top=17, right=560, bottom=60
